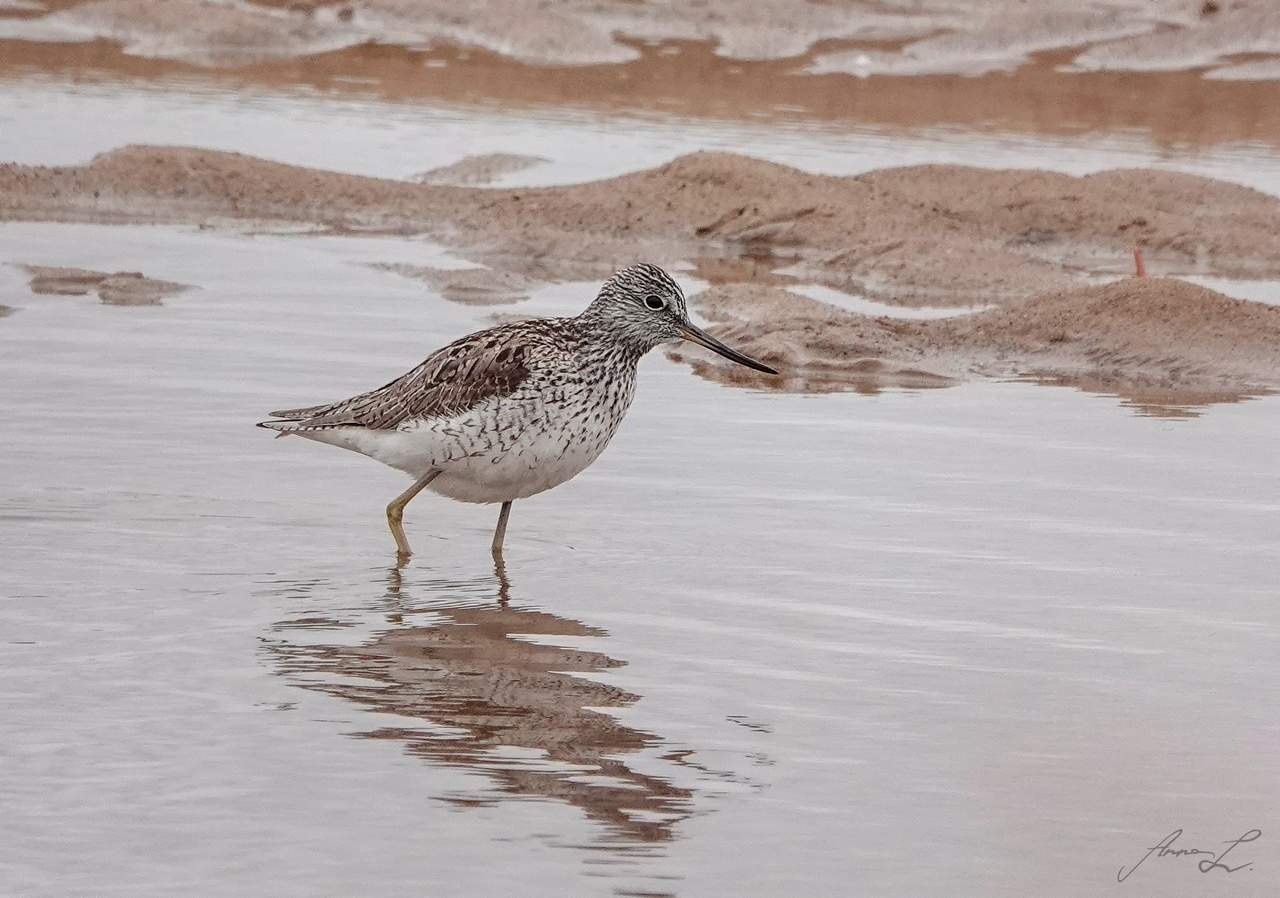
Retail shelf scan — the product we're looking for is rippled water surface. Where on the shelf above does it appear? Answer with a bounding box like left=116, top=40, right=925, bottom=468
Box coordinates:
left=2, top=221, right=1278, bottom=896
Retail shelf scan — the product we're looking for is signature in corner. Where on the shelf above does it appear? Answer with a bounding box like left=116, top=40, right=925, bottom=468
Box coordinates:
left=1117, top=828, right=1261, bottom=882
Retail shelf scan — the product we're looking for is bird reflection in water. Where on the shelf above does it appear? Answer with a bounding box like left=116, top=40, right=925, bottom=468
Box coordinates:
left=267, top=558, right=694, bottom=847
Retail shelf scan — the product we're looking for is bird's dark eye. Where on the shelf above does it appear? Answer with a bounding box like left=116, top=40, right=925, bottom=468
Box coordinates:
left=643, top=294, right=666, bottom=311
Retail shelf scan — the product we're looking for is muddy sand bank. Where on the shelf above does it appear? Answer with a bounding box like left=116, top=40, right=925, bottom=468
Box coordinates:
left=4, top=146, right=1279, bottom=409
left=676, top=278, right=1280, bottom=412
left=6, top=147, right=1280, bottom=287
left=19, top=263, right=191, bottom=305
left=1, top=0, right=1273, bottom=80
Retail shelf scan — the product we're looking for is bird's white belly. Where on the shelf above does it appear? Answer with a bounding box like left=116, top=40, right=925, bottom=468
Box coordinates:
left=301, top=386, right=631, bottom=504
left=430, top=427, right=613, bottom=503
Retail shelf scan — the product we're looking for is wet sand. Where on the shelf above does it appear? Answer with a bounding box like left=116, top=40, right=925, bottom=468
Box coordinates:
left=678, top=277, right=1280, bottom=410
left=8, top=147, right=1279, bottom=288
left=5, top=146, right=1280, bottom=407
left=1, top=0, right=1272, bottom=77
left=20, top=263, right=191, bottom=304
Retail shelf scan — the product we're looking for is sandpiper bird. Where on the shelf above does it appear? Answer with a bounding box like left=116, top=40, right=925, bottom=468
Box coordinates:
left=258, top=263, right=776, bottom=556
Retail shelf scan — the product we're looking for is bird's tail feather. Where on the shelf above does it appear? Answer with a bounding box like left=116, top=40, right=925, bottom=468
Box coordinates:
left=266, top=403, right=329, bottom=420
left=257, top=419, right=299, bottom=438
left=259, top=397, right=340, bottom=437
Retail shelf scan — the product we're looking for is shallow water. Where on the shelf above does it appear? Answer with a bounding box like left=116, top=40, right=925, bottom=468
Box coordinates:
left=789, top=283, right=993, bottom=319
left=6, top=75, right=1280, bottom=197
left=2, top=222, right=1278, bottom=896
left=4, top=35, right=1280, bottom=894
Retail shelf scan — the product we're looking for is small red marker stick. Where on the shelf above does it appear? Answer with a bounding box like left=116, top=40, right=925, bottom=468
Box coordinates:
left=1133, top=247, right=1147, bottom=277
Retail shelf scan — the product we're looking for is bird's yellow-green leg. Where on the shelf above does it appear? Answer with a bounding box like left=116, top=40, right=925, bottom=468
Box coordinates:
left=491, top=501, right=513, bottom=556
left=386, top=470, right=440, bottom=557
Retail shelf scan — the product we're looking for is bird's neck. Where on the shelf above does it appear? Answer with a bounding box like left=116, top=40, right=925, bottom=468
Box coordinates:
left=572, top=308, right=656, bottom=364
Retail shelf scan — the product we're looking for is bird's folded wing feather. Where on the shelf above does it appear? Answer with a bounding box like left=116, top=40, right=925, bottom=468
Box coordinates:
left=268, top=324, right=540, bottom=431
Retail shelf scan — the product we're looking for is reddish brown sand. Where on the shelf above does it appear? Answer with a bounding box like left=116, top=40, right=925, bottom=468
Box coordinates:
left=20, top=264, right=190, bottom=305
left=3, top=0, right=1272, bottom=79
left=4, top=146, right=1280, bottom=407
left=676, top=279, right=1280, bottom=410
left=5, top=147, right=1280, bottom=289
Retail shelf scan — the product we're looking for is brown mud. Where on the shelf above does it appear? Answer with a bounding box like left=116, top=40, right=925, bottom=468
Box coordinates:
left=19, top=263, right=191, bottom=305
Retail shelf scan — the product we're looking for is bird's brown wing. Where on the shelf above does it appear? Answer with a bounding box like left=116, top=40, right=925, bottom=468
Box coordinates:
left=263, top=322, right=544, bottom=432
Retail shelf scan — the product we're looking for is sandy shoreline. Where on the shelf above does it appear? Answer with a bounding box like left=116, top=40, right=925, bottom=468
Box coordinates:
left=5, top=145, right=1280, bottom=410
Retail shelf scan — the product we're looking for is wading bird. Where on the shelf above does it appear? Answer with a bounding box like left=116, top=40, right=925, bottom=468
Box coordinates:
left=259, top=263, right=776, bottom=556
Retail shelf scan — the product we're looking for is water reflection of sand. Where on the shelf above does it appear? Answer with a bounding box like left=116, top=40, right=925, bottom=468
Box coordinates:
left=268, top=563, right=693, bottom=846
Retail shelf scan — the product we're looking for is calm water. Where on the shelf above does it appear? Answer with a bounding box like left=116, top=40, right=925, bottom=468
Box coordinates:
left=6, top=76, right=1280, bottom=195
left=1, top=221, right=1277, bottom=896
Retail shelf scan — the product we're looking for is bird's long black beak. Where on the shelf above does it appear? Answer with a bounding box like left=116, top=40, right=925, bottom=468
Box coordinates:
left=677, top=322, right=778, bottom=375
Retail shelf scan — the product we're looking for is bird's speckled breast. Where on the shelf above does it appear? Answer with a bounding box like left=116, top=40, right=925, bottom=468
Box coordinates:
left=398, top=346, right=639, bottom=503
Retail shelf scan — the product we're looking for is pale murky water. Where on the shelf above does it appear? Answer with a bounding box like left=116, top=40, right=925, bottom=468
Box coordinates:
left=2, top=221, right=1278, bottom=896
left=4, top=43, right=1280, bottom=895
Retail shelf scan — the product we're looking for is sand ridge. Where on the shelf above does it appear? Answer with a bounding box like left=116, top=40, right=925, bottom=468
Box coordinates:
left=678, top=278, right=1280, bottom=406
left=4, top=146, right=1280, bottom=410
left=4, top=146, right=1280, bottom=289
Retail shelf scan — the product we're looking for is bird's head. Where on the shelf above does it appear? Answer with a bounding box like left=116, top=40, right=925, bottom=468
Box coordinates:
left=582, top=263, right=777, bottom=374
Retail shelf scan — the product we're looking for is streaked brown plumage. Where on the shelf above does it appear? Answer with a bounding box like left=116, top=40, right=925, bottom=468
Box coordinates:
left=267, top=320, right=541, bottom=430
